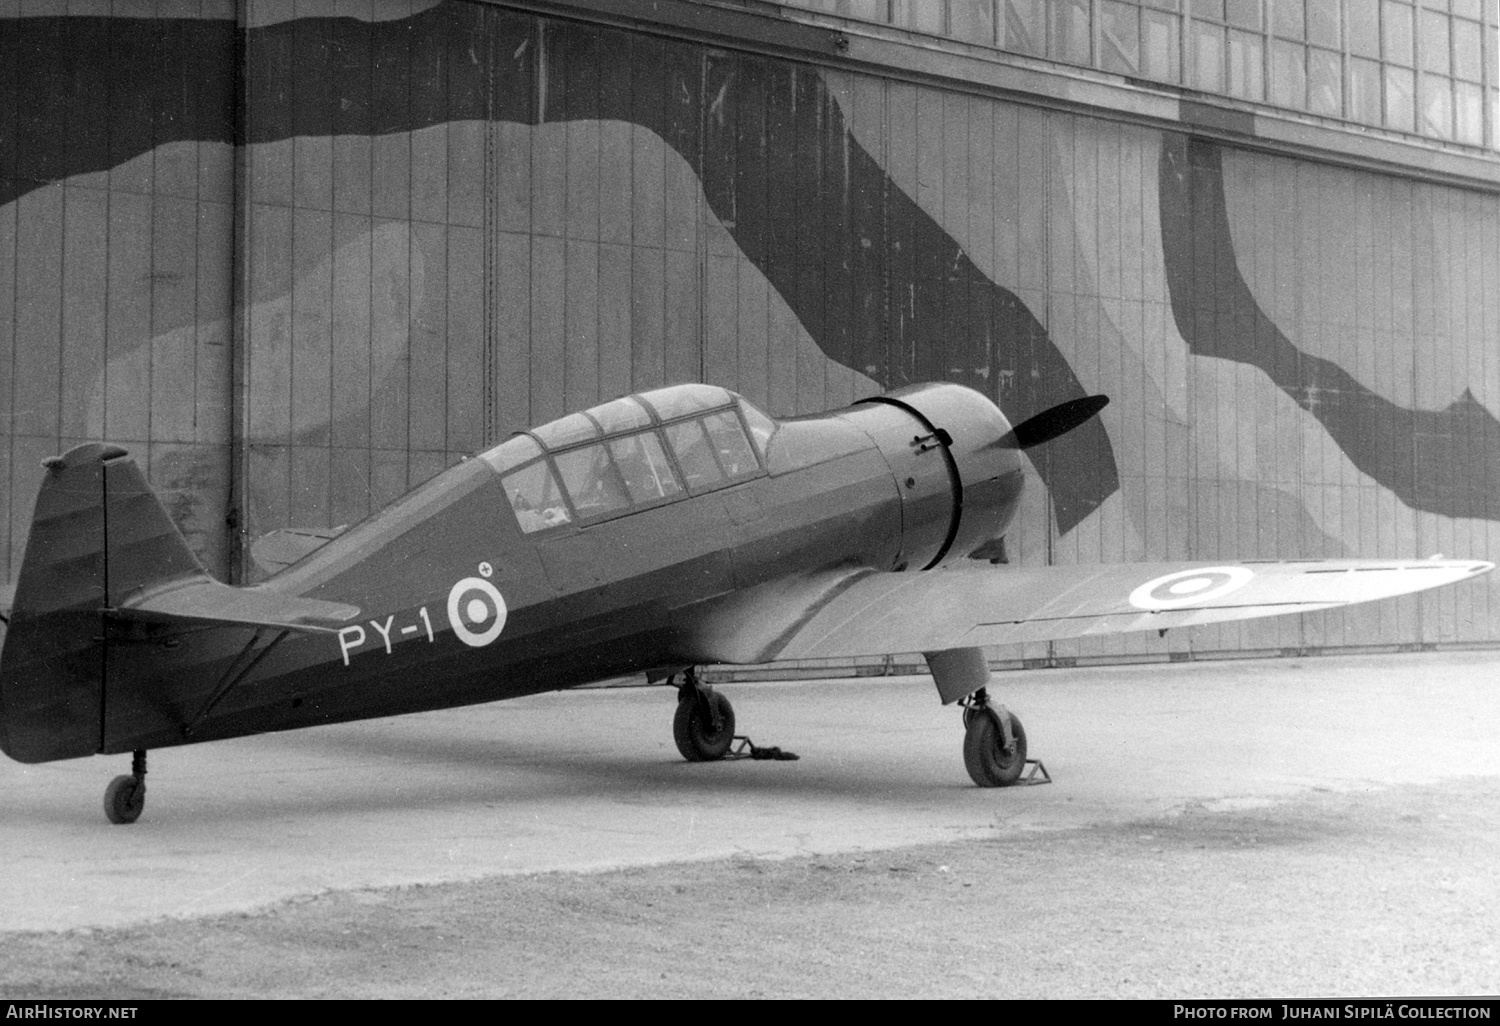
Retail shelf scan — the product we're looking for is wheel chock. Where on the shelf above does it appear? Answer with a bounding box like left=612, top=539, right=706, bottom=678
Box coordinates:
left=1017, top=759, right=1051, bottom=785
left=726, top=735, right=799, bottom=761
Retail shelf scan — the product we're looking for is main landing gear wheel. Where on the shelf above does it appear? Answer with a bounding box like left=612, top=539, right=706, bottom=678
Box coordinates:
left=673, top=680, right=736, bottom=762
left=962, top=707, right=1027, bottom=788
left=104, top=750, right=148, bottom=824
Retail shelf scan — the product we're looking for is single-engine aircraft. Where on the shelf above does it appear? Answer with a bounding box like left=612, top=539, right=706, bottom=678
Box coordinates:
left=0, top=382, right=1490, bottom=823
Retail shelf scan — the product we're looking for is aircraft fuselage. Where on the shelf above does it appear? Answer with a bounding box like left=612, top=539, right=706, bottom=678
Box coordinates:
left=95, top=383, right=1024, bottom=755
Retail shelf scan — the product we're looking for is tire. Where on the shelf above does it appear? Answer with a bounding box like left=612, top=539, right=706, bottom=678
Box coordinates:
left=104, top=775, right=145, bottom=824
left=962, top=709, right=1027, bottom=787
left=673, top=688, right=735, bottom=762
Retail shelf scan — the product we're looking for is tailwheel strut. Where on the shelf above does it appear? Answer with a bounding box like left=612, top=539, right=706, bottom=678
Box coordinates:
left=959, top=688, right=1048, bottom=787
left=104, top=749, right=148, bottom=824
left=670, top=669, right=797, bottom=763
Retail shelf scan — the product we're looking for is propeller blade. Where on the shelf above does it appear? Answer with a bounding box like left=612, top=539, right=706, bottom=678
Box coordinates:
left=996, top=395, right=1110, bottom=450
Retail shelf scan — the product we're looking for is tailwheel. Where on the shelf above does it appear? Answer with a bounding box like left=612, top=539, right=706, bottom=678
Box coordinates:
left=103, top=750, right=147, bottom=824
left=673, top=673, right=736, bottom=762
left=961, top=703, right=1028, bottom=788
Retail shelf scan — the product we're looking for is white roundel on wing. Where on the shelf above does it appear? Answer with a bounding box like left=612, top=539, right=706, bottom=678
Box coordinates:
left=1128, top=566, right=1254, bottom=610
left=447, top=576, right=508, bottom=647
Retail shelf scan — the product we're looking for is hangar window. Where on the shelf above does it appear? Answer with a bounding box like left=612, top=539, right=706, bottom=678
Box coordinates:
left=783, top=0, right=1498, bottom=151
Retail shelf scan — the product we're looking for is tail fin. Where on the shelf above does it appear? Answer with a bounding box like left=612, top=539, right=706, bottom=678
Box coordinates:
left=0, top=443, right=203, bottom=763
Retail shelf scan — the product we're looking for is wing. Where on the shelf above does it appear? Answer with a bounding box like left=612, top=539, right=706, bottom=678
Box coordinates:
left=681, top=559, right=1492, bottom=664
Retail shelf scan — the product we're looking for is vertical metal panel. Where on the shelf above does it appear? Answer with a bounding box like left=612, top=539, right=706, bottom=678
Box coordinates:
left=597, top=242, right=632, bottom=398
left=150, top=195, right=202, bottom=444
left=196, top=197, right=234, bottom=450
left=629, top=246, right=664, bottom=392
left=369, top=444, right=407, bottom=512
left=369, top=14, right=411, bottom=221
left=529, top=234, right=565, bottom=423
left=331, top=17, right=373, bottom=216
left=884, top=81, right=916, bottom=386
left=374, top=219, right=415, bottom=451
left=12, top=186, right=62, bottom=440
left=288, top=443, right=331, bottom=527
left=737, top=258, right=770, bottom=410
left=1016, top=108, right=1049, bottom=293
left=630, top=39, right=666, bottom=253
left=563, top=237, right=599, bottom=410
left=328, top=442, right=371, bottom=527
left=293, top=16, right=334, bottom=213
left=662, top=246, right=701, bottom=388
left=703, top=252, right=738, bottom=391
left=290, top=207, right=333, bottom=448
left=106, top=191, right=155, bottom=442
left=409, top=219, right=449, bottom=451
left=329, top=211, right=372, bottom=449
left=410, top=29, right=449, bottom=229
left=446, top=223, right=485, bottom=452
left=703, top=53, right=741, bottom=263
left=562, top=34, right=600, bottom=247
left=597, top=71, right=633, bottom=250
left=0, top=186, right=12, bottom=581
left=59, top=186, right=107, bottom=440
left=792, top=67, right=826, bottom=411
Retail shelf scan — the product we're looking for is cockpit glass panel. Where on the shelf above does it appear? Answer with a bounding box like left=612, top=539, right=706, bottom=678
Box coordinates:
left=532, top=412, right=600, bottom=449
left=638, top=384, right=730, bottom=421
left=479, top=433, right=543, bottom=475
left=609, top=433, right=683, bottom=503
left=733, top=403, right=776, bottom=457
left=553, top=443, right=631, bottom=518
left=502, top=460, right=572, bottom=533
left=702, top=410, right=760, bottom=478
left=590, top=396, right=652, bottom=435
left=665, top=419, right=727, bottom=491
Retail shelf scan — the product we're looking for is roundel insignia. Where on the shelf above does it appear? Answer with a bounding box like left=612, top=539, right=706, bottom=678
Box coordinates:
left=447, top=576, right=508, bottom=647
left=1128, top=566, right=1254, bottom=611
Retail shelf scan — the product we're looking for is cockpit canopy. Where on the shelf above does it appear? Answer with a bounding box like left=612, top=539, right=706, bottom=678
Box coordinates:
left=479, top=385, right=777, bottom=533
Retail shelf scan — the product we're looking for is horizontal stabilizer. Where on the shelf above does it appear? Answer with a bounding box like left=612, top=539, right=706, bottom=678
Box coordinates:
left=117, top=578, right=360, bottom=633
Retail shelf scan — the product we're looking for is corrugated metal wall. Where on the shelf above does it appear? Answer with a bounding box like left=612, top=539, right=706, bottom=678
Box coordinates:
left=3, top=0, right=1498, bottom=666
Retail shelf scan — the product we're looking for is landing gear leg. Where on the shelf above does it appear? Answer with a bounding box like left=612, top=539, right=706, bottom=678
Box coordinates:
left=104, top=749, right=147, bottom=824
left=672, top=668, right=736, bottom=762
left=960, top=688, right=1031, bottom=787
left=669, top=669, right=798, bottom=762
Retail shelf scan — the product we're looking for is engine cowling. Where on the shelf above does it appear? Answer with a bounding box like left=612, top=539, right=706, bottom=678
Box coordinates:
left=837, top=383, right=1025, bottom=571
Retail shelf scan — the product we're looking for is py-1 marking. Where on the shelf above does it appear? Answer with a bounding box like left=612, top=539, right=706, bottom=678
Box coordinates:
left=336, top=573, right=510, bottom=664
